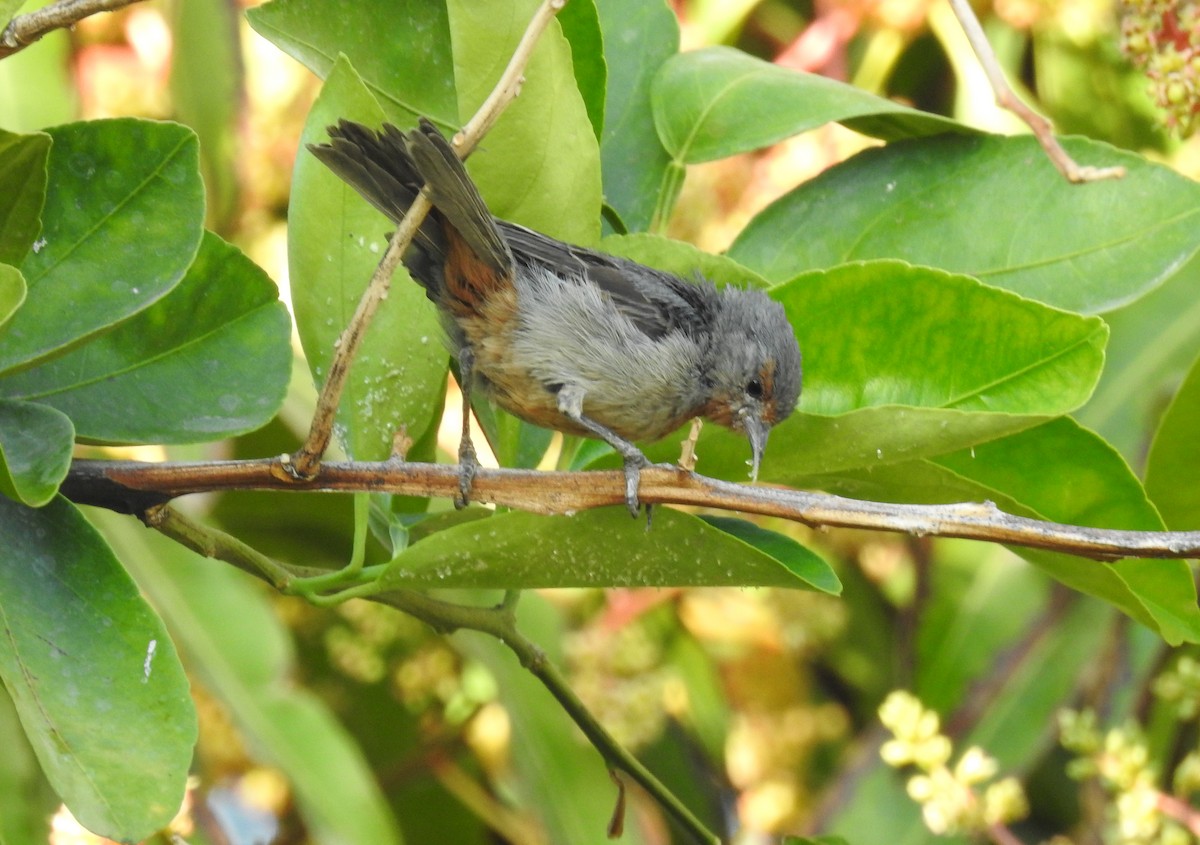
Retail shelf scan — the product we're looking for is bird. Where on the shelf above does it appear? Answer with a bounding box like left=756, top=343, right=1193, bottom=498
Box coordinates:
left=308, top=119, right=802, bottom=516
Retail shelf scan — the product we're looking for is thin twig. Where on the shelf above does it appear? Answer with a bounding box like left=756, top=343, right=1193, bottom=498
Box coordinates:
left=289, top=0, right=568, bottom=477
left=65, top=458, right=1200, bottom=561
left=944, top=0, right=1125, bottom=183
left=0, top=0, right=142, bottom=58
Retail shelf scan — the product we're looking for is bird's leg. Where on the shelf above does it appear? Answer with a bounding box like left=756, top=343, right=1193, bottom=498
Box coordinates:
left=556, top=385, right=649, bottom=519
left=455, top=347, right=480, bottom=508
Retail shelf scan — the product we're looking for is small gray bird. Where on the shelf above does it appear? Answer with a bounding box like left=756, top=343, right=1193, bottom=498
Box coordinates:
left=309, top=119, right=802, bottom=515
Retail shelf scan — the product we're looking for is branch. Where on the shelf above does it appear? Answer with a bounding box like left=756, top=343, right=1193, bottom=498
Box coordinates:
left=944, top=0, right=1125, bottom=183
left=65, top=458, right=1200, bottom=561
left=0, top=0, right=142, bottom=59
left=290, top=0, right=567, bottom=477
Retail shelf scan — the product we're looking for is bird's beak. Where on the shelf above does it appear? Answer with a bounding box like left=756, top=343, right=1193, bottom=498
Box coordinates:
left=745, top=413, right=768, bottom=482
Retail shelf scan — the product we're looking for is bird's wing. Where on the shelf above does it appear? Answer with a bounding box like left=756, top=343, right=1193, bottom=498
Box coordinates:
left=498, top=221, right=714, bottom=341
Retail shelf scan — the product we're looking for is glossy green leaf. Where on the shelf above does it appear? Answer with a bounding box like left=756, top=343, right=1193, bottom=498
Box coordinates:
left=3, top=119, right=203, bottom=374
left=635, top=261, right=1107, bottom=483
left=0, top=399, right=72, bottom=506
left=96, top=511, right=404, bottom=845
left=246, top=0, right=456, bottom=126
left=728, top=134, right=1200, bottom=314
left=380, top=507, right=837, bottom=591
left=599, top=232, right=770, bottom=288
left=1079, top=252, right=1200, bottom=464
left=701, top=515, right=841, bottom=594
left=652, top=46, right=968, bottom=165
left=0, top=497, right=195, bottom=842
left=0, top=262, right=25, bottom=329
left=1146, top=351, right=1200, bottom=530
left=936, top=421, right=1197, bottom=643
left=449, top=0, right=602, bottom=245
left=292, top=57, right=448, bottom=459
left=557, top=0, right=606, bottom=140
left=791, top=262, right=1106, bottom=416
left=810, top=418, right=1198, bottom=643
left=169, top=0, right=241, bottom=229
left=0, top=232, right=290, bottom=444
left=595, top=0, right=679, bottom=232
left=0, top=128, right=49, bottom=265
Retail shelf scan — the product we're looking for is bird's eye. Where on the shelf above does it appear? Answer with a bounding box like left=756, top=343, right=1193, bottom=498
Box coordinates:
left=746, top=377, right=764, bottom=400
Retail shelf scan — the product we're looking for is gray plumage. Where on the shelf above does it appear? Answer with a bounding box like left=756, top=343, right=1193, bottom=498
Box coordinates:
left=309, top=119, right=802, bottom=509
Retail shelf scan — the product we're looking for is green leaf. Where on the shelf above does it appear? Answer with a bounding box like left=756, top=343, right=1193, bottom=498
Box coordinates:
left=636, top=261, right=1107, bottom=483
left=0, top=128, right=50, bottom=265
left=812, top=418, right=1199, bottom=643
left=0, top=262, right=25, bottom=329
left=379, top=507, right=838, bottom=591
left=1146, top=351, right=1200, bottom=530
left=291, top=57, right=448, bottom=459
left=246, top=0, right=456, bottom=126
left=0, top=232, right=291, bottom=444
left=1079, top=252, right=1200, bottom=464
left=93, top=510, right=404, bottom=845
left=599, top=232, right=770, bottom=288
left=651, top=46, right=969, bottom=165
left=700, top=516, right=841, bottom=594
left=557, top=0, right=606, bottom=140
left=595, top=0, right=679, bottom=232
left=0, top=497, right=195, bottom=842
left=3, top=119, right=204, bottom=374
left=0, top=399, right=72, bottom=506
left=728, top=134, right=1200, bottom=314
left=794, top=262, right=1106, bottom=416
left=449, top=0, right=602, bottom=245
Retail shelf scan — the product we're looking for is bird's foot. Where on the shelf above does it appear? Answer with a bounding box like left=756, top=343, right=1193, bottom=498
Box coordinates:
left=455, top=439, right=479, bottom=509
left=620, top=452, right=649, bottom=520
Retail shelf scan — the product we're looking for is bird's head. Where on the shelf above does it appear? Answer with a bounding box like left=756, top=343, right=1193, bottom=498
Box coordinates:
left=702, top=287, right=802, bottom=480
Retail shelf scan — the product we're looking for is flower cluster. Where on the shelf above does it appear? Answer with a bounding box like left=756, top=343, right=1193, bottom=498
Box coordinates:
left=1059, top=709, right=1189, bottom=845
left=879, top=691, right=1028, bottom=836
left=1120, top=0, right=1200, bottom=136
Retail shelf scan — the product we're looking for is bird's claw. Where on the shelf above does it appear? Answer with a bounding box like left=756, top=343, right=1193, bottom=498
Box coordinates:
left=621, top=455, right=645, bottom=520
left=455, top=441, right=479, bottom=509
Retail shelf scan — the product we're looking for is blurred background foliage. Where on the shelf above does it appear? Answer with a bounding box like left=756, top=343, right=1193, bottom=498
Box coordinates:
left=3, top=0, right=1199, bottom=843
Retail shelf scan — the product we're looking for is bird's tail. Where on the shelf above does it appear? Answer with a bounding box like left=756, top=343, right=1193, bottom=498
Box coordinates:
left=308, top=119, right=512, bottom=284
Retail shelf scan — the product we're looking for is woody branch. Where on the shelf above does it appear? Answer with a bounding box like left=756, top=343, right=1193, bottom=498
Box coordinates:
left=64, top=458, right=1200, bottom=561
